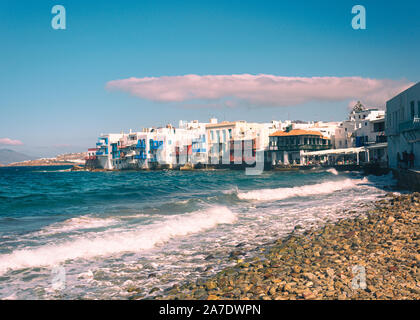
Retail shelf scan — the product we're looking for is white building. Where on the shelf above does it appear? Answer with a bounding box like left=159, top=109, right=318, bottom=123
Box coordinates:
left=299, top=122, right=340, bottom=148
left=386, top=82, right=420, bottom=169
left=95, top=133, right=125, bottom=170
left=334, top=102, right=385, bottom=149
left=91, top=120, right=210, bottom=170
left=206, top=120, right=269, bottom=165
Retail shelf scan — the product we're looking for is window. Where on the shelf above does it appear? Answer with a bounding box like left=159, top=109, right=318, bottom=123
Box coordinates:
left=210, top=130, right=214, bottom=140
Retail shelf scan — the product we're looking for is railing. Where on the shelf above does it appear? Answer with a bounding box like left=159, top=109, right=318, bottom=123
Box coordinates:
left=269, top=144, right=331, bottom=152
left=376, top=136, right=387, bottom=143
left=192, top=148, right=207, bottom=153
left=399, top=117, right=420, bottom=132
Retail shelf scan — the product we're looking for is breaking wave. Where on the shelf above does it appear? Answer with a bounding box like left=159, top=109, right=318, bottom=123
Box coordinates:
left=36, top=216, right=120, bottom=236
left=326, top=168, right=339, bottom=175
left=237, top=179, right=361, bottom=201
left=0, top=206, right=236, bottom=274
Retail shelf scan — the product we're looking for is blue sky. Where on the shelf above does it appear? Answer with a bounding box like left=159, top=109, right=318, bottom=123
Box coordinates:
left=0, top=0, right=419, bottom=157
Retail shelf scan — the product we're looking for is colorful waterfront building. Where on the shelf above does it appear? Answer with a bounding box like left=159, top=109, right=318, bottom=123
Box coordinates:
left=268, top=129, right=332, bottom=165
left=94, top=133, right=126, bottom=170
left=206, top=119, right=265, bottom=165
left=88, top=120, right=210, bottom=170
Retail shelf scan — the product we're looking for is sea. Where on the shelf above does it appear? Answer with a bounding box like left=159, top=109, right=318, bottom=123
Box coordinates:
left=0, top=166, right=397, bottom=299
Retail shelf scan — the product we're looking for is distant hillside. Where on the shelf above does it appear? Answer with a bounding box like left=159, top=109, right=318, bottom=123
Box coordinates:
left=0, top=149, right=34, bottom=165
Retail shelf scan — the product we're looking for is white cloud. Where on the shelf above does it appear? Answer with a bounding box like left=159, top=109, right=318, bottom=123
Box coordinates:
left=106, top=74, right=413, bottom=108
left=0, top=138, right=23, bottom=146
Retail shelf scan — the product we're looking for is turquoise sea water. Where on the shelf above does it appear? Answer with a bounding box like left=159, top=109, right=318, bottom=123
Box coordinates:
left=0, top=166, right=395, bottom=299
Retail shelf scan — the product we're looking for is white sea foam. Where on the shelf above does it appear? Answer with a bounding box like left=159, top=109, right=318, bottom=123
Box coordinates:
left=0, top=206, right=236, bottom=274
left=326, top=168, right=339, bottom=175
left=237, top=179, right=361, bottom=201
left=36, top=216, right=120, bottom=235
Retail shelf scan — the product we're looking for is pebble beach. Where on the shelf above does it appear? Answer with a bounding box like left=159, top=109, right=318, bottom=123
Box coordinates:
left=155, top=192, right=420, bottom=300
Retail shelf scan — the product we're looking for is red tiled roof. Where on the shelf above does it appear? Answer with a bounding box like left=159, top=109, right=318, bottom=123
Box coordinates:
left=270, top=129, right=329, bottom=139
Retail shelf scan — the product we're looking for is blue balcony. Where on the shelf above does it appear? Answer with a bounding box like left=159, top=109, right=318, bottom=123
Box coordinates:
left=136, top=139, right=147, bottom=149
left=150, top=140, right=163, bottom=150
left=134, top=154, right=147, bottom=160
left=96, top=137, right=108, bottom=146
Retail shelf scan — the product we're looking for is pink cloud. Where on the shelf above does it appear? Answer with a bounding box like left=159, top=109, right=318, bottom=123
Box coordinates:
left=0, top=138, right=24, bottom=146
left=106, top=74, right=413, bottom=108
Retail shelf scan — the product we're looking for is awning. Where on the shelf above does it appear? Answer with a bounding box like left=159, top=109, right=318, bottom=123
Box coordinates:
left=302, top=147, right=366, bottom=156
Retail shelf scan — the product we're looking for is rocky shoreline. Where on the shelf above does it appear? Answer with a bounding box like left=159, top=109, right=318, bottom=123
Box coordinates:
left=151, top=192, right=420, bottom=300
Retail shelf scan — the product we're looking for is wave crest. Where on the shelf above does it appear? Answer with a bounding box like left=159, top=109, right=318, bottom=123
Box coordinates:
left=0, top=206, right=236, bottom=274
left=238, top=179, right=360, bottom=201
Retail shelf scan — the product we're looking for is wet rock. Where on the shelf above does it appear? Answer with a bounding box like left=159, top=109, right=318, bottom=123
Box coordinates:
left=149, top=287, right=160, bottom=294
left=292, top=265, right=302, bottom=273
left=386, top=217, right=395, bottom=225
left=303, top=272, right=317, bottom=281
left=205, top=281, right=217, bottom=290
left=229, top=251, right=243, bottom=258
left=388, top=266, right=398, bottom=272
left=303, top=291, right=315, bottom=300
left=268, top=286, right=277, bottom=296
left=344, top=231, right=356, bottom=239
